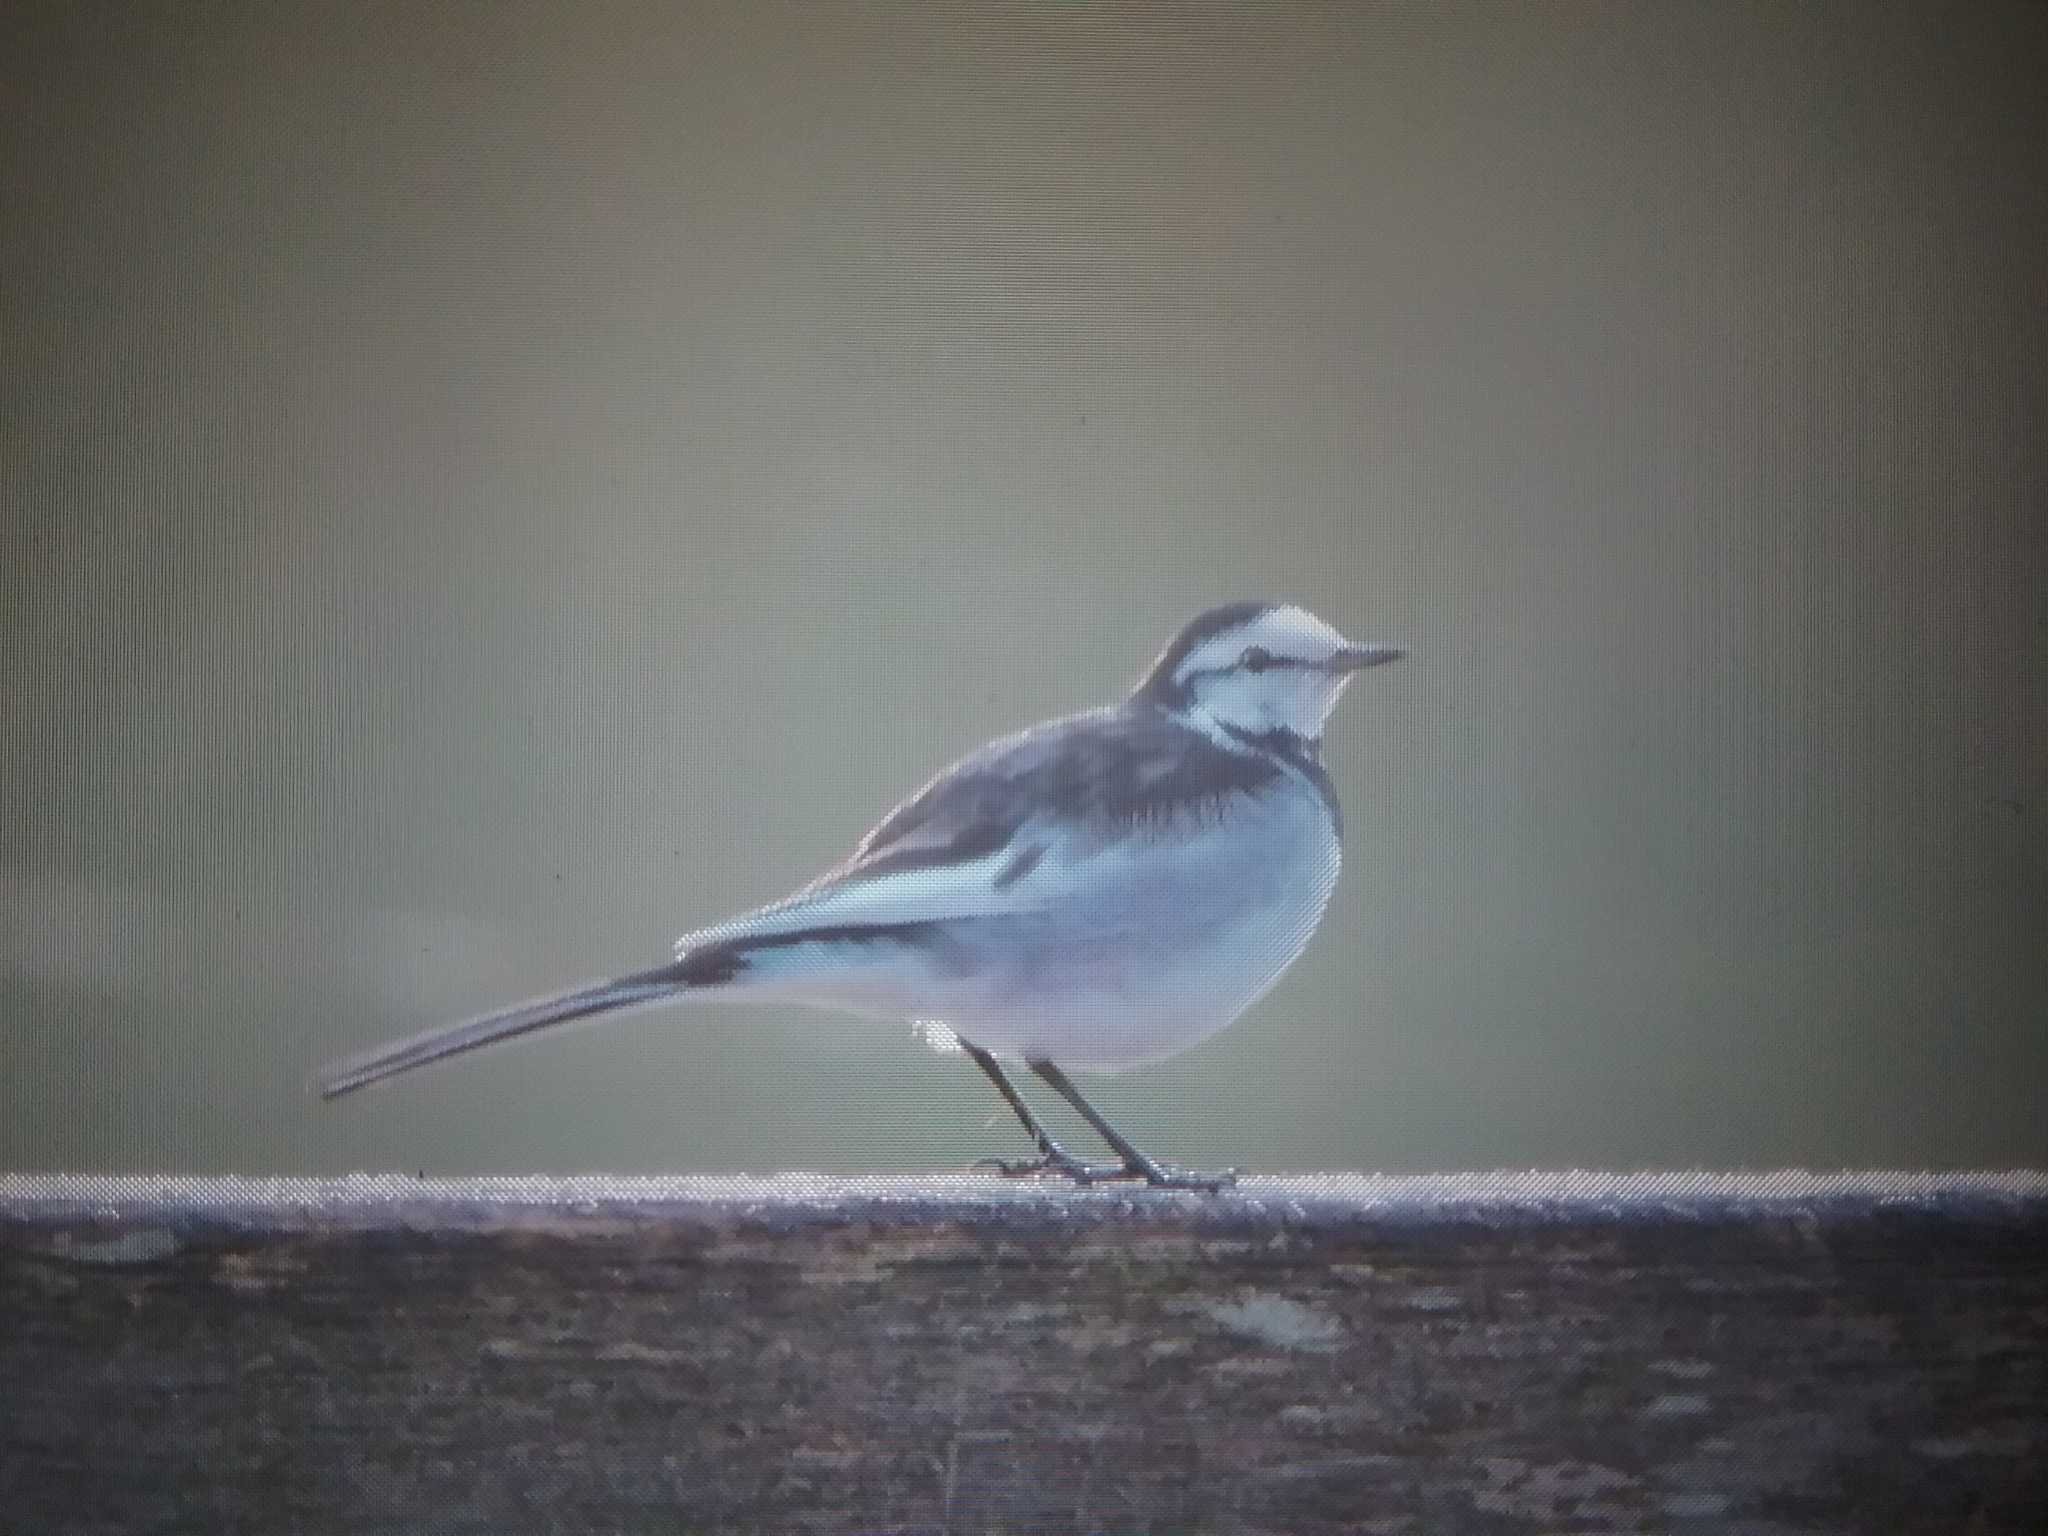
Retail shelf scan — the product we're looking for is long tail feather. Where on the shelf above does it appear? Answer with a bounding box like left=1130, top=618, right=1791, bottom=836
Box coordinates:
left=316, top=916, right=946, bottom=1100
left=316, top=957, right=700, bottom=1099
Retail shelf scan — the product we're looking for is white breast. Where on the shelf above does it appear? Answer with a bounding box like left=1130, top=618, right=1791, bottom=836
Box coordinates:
left=921, top=776, right=1344, bottom=1071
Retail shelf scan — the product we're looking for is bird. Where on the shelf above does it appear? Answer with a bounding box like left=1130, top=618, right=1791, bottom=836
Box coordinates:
left=318, top=600, right=1405, bottom=1190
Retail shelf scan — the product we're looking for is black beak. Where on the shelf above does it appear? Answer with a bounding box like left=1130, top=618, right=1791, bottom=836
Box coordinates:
left=1330, top=643, right=1407, bottom=672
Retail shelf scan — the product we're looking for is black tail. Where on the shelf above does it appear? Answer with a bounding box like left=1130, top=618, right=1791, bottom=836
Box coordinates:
left=315, top=957, right=704, bottom=1099
left=315, top=920, right=944, bottom=1100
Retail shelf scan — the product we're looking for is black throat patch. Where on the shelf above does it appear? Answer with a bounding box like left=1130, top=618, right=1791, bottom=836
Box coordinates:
left=1218, top=721, right=1342, bottom=840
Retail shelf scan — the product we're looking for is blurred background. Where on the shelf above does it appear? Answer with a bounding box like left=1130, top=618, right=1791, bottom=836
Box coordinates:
left=4, top=1, right=2042, bottom=1175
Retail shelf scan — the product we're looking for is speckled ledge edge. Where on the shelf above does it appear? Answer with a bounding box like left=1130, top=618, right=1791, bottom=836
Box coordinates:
left=3, top=1169, right=2043, bottom=1235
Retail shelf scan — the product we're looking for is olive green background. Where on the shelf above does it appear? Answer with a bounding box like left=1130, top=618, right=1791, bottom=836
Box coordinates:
left=5, top=1, right=2043, bottom=1175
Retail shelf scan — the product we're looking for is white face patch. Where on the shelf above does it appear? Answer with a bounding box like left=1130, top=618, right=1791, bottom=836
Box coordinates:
left=1175, top=605, right=1361, bottom=740
left=1173, top=604, right=1349, bottom=682
left=1179, top=602, right=1351, bottom=679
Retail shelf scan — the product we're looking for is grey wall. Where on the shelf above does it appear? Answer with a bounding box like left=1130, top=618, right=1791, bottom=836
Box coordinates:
left=5, top=1, right=2043, bottom=1175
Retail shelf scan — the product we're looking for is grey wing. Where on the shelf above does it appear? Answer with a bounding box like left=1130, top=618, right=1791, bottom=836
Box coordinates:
left=670, top=714, right=1104, bottom=954
left=667, top=706, right=1280, bottom=958
left=836, top=735, right=1064, bottom=879
left=826, top=703, right=1278, bottom=887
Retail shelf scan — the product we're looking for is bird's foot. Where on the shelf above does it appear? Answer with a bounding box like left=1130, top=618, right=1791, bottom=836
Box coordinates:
left=975, top=1150, right=1241, bottom=1192
left=1128, top=1159, right=1242, bottom=1193
left=974, top=1149, right=1131, bottom=1185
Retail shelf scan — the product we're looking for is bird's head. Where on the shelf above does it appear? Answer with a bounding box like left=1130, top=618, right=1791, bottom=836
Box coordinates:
left=1134, top=601, right=1405, bottom=746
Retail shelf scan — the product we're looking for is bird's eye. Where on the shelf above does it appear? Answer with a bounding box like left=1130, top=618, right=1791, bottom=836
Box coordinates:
left=1240, top=645, right=1274, bottom=673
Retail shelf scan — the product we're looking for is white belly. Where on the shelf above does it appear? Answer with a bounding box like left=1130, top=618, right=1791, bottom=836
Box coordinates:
left=908, top=783, right=1343, bottom=1071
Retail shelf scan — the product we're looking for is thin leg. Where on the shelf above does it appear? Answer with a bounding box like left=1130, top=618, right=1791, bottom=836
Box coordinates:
left=1029, top=1059, right=1239, bottom=1192
left=961, top=1043, right=1127, bottom=1185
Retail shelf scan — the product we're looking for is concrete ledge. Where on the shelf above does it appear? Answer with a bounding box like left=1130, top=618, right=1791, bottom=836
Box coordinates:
left=5, top=1172, right=2044, bottom=1533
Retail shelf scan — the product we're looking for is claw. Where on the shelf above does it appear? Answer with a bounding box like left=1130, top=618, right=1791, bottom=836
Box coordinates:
left=961, top=1043, right=1240, bottom=1193
left=972, top=1152, right=1130, bottom=1185
left=1132, top=1161, right=1240, bottom=1193
left=973, top=1152, right=1240, bottom=1192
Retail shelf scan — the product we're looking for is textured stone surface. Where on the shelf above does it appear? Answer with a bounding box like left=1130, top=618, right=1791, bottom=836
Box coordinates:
left=2, top=1172, right=2044, bottom=1533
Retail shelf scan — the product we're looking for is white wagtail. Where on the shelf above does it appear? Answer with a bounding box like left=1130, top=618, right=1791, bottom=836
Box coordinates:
left=319, top=601, right=1405, bottom=1189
